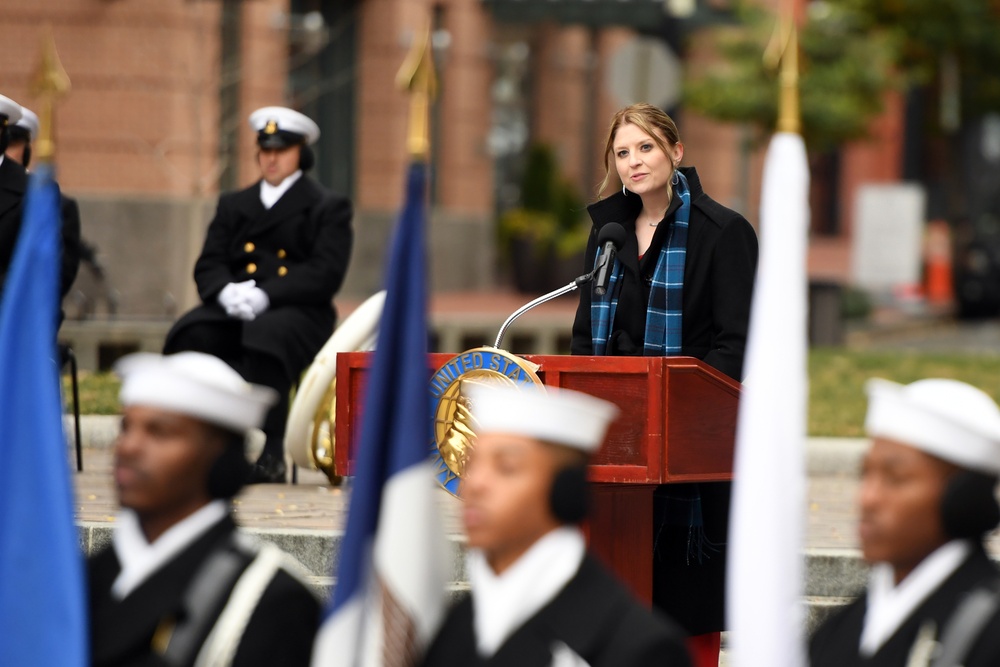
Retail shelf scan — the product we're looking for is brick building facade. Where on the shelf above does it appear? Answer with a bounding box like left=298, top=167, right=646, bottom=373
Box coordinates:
left=0, top=0, right=906, bottom=325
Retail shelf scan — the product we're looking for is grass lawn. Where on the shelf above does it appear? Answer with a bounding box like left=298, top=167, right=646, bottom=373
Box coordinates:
left=808, top=348, right=1000, bottom=437
left=66, top=349, right=1000, bottom=437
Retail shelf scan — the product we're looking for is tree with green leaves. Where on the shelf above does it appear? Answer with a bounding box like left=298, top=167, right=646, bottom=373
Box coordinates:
left=836, top=0, right=1000, bottom=128
left=684, top=1, right=901, bottom=152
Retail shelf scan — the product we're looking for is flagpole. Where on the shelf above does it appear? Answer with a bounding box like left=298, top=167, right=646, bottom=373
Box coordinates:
left=30, top=28, right=71, bottom=164
left=396, top=25, right=438, bottom=162
left=726, top=7, right=810, bottom=667
left=312, top=24, right=448, bottom=667
left=0, top=34, right=87, bottom=667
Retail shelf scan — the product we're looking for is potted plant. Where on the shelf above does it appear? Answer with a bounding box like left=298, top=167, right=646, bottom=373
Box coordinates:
left=498, top=143, right=589, bottom=293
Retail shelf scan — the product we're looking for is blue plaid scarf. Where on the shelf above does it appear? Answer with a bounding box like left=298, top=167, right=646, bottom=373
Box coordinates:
left=591, top=170, right=691, bottom=355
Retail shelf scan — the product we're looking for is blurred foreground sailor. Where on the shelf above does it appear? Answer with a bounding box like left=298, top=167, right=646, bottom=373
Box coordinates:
left=0, top=94, right=25, bottom=294
left=5, top=105, right=82, bottom=307
left=89, top=352, right=320, bottom=667
left=810, top=378, right=1000, bottom=666
left=164, top=105, right=353, bottom=484
left=421, top=384, right=692, bottom=667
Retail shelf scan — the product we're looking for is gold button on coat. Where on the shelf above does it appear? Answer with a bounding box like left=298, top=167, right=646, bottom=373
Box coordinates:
left=278, top=266, right=288, bottom=277
left=246, top=263, right=257, bottom=274
left=277, top=249, right=287, bottom=259
left=244, top=242, right=255, bottom=253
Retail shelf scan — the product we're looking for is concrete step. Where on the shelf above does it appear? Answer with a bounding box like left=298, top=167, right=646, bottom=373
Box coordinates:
left=79, top=517, right=865, bottom=624
left=69, top=415, right=870, bottom=476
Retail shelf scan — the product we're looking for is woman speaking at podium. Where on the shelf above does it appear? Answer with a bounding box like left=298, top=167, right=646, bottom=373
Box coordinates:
left=571, top=103, right=758, bottom=666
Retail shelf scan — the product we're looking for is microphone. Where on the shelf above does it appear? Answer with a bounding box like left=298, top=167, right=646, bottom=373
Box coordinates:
left=593, top=223, right=628, bottom=296
left=491, top=223, right=626, bottom=349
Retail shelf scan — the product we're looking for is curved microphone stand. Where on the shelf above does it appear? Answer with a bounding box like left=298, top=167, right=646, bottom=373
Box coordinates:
left=493, top=272, right=594, bottom=350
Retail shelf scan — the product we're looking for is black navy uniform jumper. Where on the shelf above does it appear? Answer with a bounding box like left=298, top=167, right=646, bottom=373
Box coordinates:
left=810, top=545, right=1000, bottom=666
left=88, top=514, right=320, bottom=667
left=420, top=555, right=693, bottom=667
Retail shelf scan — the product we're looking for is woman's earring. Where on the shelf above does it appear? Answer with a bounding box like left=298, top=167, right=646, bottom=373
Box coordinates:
left=671, top=170, right=680, bottom=185
left=622, top=184, right=629, bottom=197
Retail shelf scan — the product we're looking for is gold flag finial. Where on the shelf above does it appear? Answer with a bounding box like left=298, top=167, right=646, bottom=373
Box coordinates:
left=396, top=26, right=438, bottom=160
left=763, top=15, right=800, bottom=135
left=29, top=30, right=71, bottom=163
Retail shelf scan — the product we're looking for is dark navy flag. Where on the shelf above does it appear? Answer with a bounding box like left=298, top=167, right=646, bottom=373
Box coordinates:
left=0, top=164, right=88, bottom=665
left=312, top=162, right=448, bottom=667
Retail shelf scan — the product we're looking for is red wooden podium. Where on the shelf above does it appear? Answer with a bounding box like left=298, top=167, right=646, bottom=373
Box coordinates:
left=334, top=352, right=741, bottom=602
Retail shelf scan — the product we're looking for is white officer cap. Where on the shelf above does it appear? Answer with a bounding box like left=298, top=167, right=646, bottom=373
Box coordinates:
left=14, top=107, right=38, bottom=139
left=115, top=352, right=279, bottom=436
left=466, top=383, right=620, bottom=454
left=0, top=95, right=22, bottom=126
left=866, top=378, right=1000, bottom=475
left=248, top=106, right=320, bottom=147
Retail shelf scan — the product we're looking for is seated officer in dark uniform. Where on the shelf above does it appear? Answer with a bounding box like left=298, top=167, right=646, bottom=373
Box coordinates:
left=421, top=384, right=693, bottom=667
left=164, top=106, right=353, bottom=483
left=5, top=105, right=83, bottom=311
left=810, top=378, right=1000, bottom=666
left=0, top=94, right=26, bottom=296
left=89, top=352, right=320, bottom=666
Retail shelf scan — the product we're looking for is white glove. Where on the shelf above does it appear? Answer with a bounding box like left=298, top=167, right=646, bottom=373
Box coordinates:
left=229, top=300, right=257, bottom=321
left=218, top=280, right=258, bottom=320
left=218, top=282, right=243, bottom=314
left=244, top=286, right=270, bottom=317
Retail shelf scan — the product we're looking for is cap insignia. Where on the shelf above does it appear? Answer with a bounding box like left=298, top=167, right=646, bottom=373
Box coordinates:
left=264, top=120, right=278, bottom=134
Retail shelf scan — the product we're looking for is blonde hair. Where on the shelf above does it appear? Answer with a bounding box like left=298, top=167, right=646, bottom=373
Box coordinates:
left=597, top=103, right=682, bottom=198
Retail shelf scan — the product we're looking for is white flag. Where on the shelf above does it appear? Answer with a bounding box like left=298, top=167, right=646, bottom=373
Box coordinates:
left=726, top=132, right=810, bottom=667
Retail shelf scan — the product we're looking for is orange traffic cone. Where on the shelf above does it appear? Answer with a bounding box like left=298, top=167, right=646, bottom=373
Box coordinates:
left=925, top=219, right=953, bottom=306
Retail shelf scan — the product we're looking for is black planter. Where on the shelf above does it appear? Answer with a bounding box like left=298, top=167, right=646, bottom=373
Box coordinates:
left=509, top=237, right=556, bottom=294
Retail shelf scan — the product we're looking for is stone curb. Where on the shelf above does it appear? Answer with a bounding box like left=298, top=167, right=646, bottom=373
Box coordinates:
left=79, top=519, right=866, bottom=601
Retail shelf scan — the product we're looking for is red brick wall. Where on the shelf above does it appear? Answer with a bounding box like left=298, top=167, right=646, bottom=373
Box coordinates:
left=0, top=0, right=287, bottom=197
left=355, top=0, right=494, bottom=217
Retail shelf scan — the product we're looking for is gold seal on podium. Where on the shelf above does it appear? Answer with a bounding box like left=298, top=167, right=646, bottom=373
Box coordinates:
left=429, top=347, right=543, bottom=495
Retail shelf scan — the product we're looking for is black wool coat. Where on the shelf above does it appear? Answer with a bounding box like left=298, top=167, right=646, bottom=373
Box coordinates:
left=810, top=545, right=1000, bottom=666
left=420, top=555, right=693, bottom=667
left=571, top=167, right=758, bottom=382
left=165, top=176, right=353, bottom=378
left=0, top=156, right=26, bottom=293
left=89, top=515, right=320, bottom=667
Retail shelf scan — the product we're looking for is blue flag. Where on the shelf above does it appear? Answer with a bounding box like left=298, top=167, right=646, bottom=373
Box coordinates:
left=0, top=165, right=88, bottom=665
left=312, top=162, right=448, bottom=666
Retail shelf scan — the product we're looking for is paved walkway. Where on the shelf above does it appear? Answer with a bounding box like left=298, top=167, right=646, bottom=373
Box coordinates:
left=75, top=443, right=1000, bottom=557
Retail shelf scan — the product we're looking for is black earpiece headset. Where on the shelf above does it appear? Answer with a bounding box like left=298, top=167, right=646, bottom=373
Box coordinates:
left=207, top=433, right=252, bottom=500
left=549, top=464, right=590, bottom=524
left=941, top=470, right=1000, bottom=539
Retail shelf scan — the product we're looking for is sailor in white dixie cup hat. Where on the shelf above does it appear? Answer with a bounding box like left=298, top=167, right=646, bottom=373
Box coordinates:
left=87, top=352, right=321, bottom=667
left=811, top=378, right=1000, bottom=667
left=421, top=384, right=694, bottom=667
left=163, top=103, right=353, bottom=484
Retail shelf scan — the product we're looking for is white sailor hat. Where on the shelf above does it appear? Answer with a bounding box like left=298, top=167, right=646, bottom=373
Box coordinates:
left=0, top=94, right=22, bottom=126
left=248, top=106, right=320, bottom=148
left=466, top=384, right=620, bottom=454
left=11, top=107, right=38, bottom=140
left=115, top=352, right=279, bottom=436
left=865, top=378, right=1000, bottom=476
